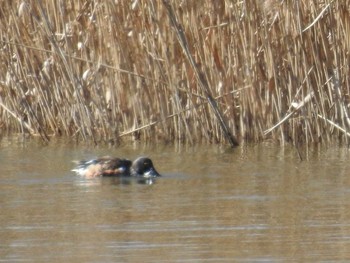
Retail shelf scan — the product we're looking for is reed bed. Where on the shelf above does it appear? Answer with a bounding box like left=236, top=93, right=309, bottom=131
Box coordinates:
left=0, top=0, right=348, bottom=146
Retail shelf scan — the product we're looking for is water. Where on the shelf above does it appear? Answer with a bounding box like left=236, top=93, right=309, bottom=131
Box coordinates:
left=1, top=137, right=350, bottom=262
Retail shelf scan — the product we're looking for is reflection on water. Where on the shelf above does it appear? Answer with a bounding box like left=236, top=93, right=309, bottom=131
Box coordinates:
left=1, top=137, right=350, bottom=262
left=75, top=176, right=158, bottom=188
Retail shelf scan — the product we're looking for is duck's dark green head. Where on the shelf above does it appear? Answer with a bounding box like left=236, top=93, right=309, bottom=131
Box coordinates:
left=131, top=157, right=161, bottom=178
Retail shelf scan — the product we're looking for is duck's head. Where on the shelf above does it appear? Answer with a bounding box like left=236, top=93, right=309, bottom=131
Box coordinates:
left=131, top=157, right=161, bottom=178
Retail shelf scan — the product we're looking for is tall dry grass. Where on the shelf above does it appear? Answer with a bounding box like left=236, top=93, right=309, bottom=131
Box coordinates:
left=0, top=0, right=348, bottom=146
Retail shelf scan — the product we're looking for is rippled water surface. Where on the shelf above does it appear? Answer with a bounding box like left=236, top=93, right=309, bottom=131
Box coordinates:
left=1, top=137, right=350, bottom=262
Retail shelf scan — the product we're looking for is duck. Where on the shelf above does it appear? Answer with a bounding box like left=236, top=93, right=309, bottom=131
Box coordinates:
left=72, top=156, right=161, bottom=178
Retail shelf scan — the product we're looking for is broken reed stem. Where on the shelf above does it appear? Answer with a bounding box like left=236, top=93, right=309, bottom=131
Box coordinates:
left=0, top=102, right=35, bottom=134
left=0, top=100, right=50, bottom=143
left=162, top=0, right=239, bottom=147
left=302, top=3, right=331, bottom=33
left=317, top=114, right=350, bottom=138
left=119, top=85, right=248, bottom=137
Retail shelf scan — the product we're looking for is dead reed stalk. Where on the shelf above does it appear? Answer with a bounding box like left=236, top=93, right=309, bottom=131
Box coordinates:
left=0, top=0, right=348, bottom=146
left=162, top=0, right=239, bottom=147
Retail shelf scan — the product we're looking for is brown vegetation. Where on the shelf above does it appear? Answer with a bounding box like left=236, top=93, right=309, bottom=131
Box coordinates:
left=0, top=0, right=348, bottom=146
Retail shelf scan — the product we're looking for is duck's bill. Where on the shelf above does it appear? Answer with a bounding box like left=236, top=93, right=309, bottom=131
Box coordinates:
left=144, top=168, right=161, bottom=178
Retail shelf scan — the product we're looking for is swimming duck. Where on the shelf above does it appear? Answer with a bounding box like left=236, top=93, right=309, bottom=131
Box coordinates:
left=72, top=156, right=161, bottom=178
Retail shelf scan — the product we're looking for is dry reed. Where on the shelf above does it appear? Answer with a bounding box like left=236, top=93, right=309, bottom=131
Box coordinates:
left=0, top=0, right=348, bottom=146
